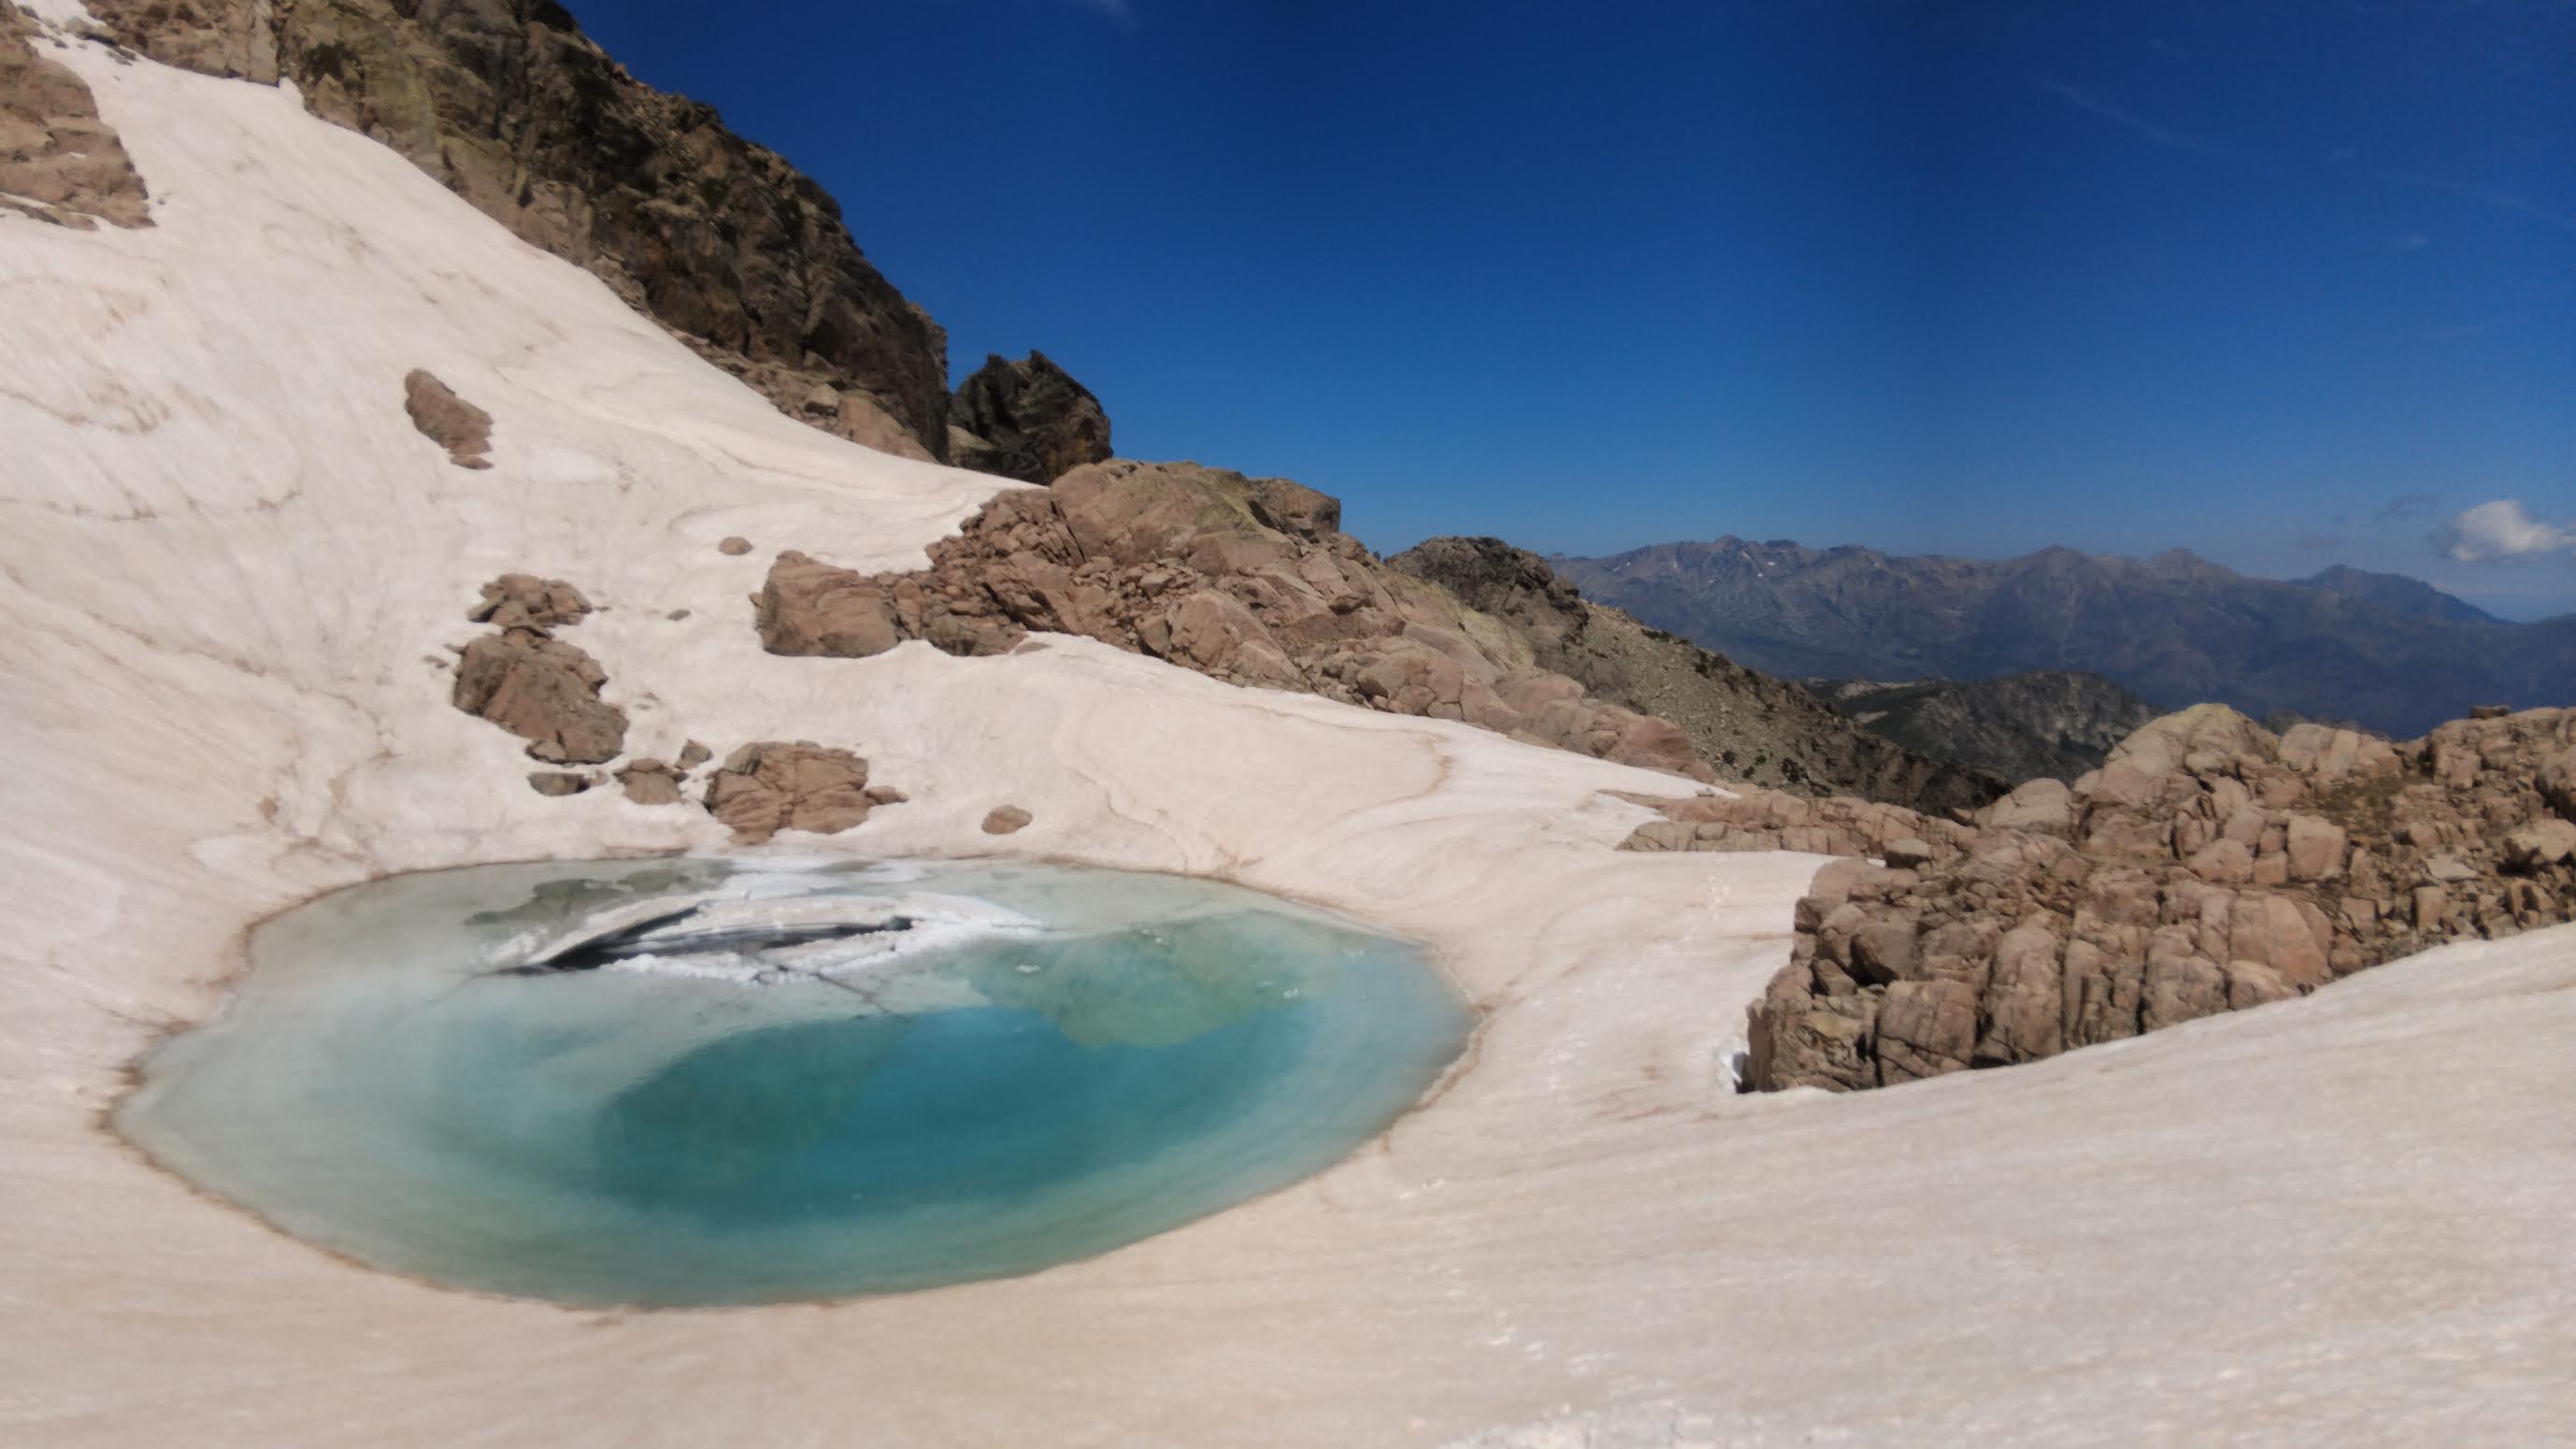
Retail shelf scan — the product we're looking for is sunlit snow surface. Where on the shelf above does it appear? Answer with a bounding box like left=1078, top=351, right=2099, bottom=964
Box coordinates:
left=117, top=860, right=1472, bottom=1307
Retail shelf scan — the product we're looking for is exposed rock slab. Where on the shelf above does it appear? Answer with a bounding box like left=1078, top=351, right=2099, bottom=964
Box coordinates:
left=0, top=6, right=153, bottom=229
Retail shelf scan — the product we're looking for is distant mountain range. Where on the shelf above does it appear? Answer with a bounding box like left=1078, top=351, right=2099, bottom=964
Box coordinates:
left=1553, top=538, right=2576, bottom=739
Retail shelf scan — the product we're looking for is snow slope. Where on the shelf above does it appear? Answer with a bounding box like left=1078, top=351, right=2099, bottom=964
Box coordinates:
left=3, top=31, right=2570, bottom=1449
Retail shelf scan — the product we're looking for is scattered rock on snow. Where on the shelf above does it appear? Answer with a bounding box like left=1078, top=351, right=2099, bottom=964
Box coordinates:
left=469, top=573, right=592, bottom=628
left=404, top=368, right=494, bottom=469
left=701, top=741, right=874, bottom=843
left=452, top=626, right=627, bottom=765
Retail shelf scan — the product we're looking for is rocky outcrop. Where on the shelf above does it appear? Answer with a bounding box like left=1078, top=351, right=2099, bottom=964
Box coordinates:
left=403, top=369, right=493, bottom=468
left=1392, top=538, right=2005, bottom=814
left=948, top=351, right=1112, bottom=484
left=82, top=0, right=952, bottom=456
left=0, top=6, right=153, bottom=229
left=451, top=573, right=623, bottom=764
left=1801, top=670, right=2159, bottom=784
left=702, top=740, right=874, bottom=843
left=981, top=805, right=1032, bottom=835
left=71, top=0, right=277, bottom=80
left=755, top=461, right=1706, bottom=780
left=1721, top=704, right=2576, bottom=1092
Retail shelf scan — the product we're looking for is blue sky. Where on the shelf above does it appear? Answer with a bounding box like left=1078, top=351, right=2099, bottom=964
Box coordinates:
left=576, top=0, right=2576, bottom=618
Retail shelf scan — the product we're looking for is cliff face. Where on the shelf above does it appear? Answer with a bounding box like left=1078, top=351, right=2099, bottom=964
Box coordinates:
left=83, top=0, right=955, bottom=457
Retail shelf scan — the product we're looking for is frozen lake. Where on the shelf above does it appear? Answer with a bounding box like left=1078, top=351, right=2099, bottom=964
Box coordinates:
left=117, top=858, right=1473, bottom=1307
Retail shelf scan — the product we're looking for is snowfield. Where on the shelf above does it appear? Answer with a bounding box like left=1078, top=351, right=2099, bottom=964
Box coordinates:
left=3, top=30, right=2571, bottom=1449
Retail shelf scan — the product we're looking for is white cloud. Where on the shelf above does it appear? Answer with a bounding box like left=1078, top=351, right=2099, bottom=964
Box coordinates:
left=2436, top=499, right=2576, bottom=562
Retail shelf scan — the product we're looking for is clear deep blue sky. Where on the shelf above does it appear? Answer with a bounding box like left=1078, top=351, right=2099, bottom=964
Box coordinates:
left=575, top=0, right=2576, bottom=618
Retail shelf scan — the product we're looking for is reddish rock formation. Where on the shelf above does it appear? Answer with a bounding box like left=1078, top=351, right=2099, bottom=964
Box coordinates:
left=0, top=6, right=153, bottom=230
left=702, top=741, right=874, bottom=843
left=1639, top=704, right=2576, bottom=1092
left=404, top=369, right=494, bottom=469
left=756, top=460, right=1706, bottom=780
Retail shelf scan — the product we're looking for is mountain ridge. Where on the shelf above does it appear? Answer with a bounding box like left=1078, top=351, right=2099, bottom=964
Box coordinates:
left=1554, top=536, right=2576, bottom=737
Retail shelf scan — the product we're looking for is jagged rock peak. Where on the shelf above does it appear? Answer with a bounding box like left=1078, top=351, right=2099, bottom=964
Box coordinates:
left=949, top=351, right=1113, bottom=484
